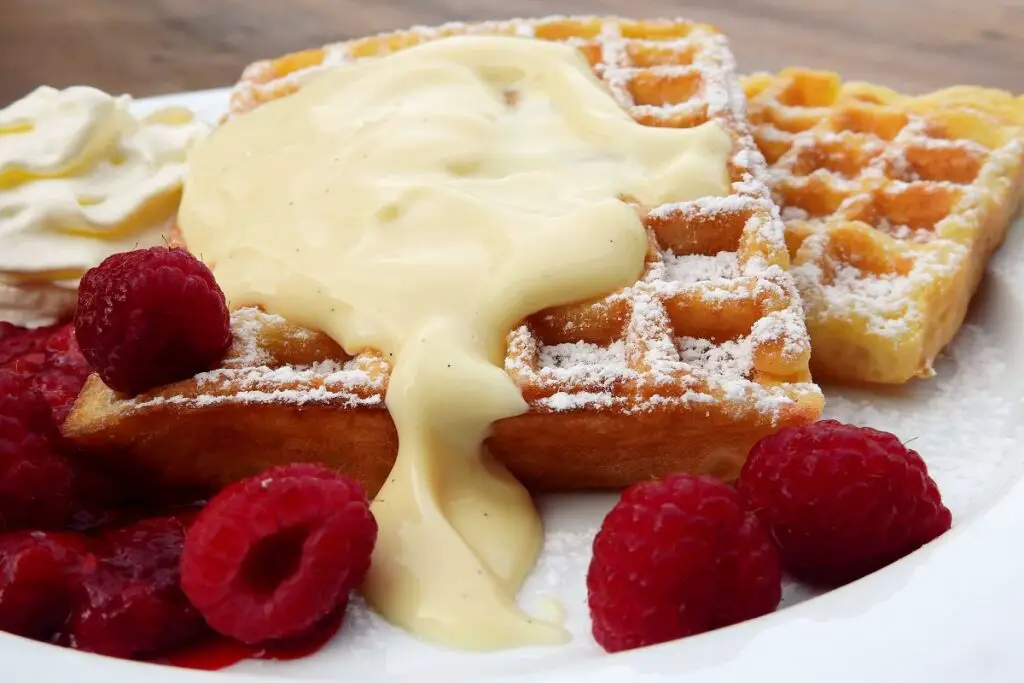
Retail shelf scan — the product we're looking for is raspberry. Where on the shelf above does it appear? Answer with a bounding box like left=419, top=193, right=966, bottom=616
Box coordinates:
left=586, top=474, right=782, bottom=653
left=0, top=368, right=115, bottom=532
left=181, top=464, right=377, bottom=644
left=1, top=322, right=92, bottom=425
left=737, top=420, right=952, bottom=586
left=0, top=371, right=79, bottom=531
left=35, top=323, right=92, bottom=425
left=68, top=516, right=207, bottom=658
left=0, top=531, right=94, bottom=640
left=75, top=247, right=232, bottom=396
left=0, top=321, right=53, bottom=367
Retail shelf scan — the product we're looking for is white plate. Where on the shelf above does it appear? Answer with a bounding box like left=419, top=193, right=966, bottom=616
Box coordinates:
left=5, top=89, right=1024, bottom=683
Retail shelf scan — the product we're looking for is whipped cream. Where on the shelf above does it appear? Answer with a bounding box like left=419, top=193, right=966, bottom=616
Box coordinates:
left=0, top=279, right=78, bottom=328
left=0, top=85, right=209, bottom=325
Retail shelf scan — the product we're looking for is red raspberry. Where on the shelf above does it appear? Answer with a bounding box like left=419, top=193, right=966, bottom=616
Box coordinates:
left=0, top=531, right=94, bottom=640
left=1, top=322, right=93, bottom=425
left=0, top=321, right=53, bottom=367
left=586, top=474, right=782, bottom=653
left=0, top=371, right=79, bottom=531
left=0, top=368, right=115, bottom=532
left=43, top=322, right=78, bottom=356
left=737, top=420, right=952, bottom=586
left=181, top=464, right=377, bottom=644
left=35, top=323, right=92, bottom=425
left=75, top=247, right=232, bottom=396
left=68, top=516, right=207, bottom=658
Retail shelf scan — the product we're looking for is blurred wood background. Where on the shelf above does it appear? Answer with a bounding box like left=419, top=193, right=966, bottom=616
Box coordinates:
left=2, top=0, right=1022, bottom=104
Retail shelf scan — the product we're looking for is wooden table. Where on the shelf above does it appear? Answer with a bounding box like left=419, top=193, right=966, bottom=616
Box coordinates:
left=2, top=0, right=1022, bottom=105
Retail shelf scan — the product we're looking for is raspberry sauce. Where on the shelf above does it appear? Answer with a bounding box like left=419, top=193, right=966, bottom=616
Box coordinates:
left=152, top=608, right=345, bottom=671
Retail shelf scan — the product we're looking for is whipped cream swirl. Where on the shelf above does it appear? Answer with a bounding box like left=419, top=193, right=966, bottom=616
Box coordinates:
left=0, top=85, right=208, bottom=325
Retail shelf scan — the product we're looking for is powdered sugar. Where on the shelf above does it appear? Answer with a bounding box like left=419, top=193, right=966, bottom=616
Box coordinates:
left=220, top=306, right=276, bottom=367
left=532, top=340, right=632, bottom=411
left=537, top=341, right=629, bottom=388
left=538, top=341, right=626, bottom=372
left=539, top=391, right=618, bottom=411
left=517, top=278, right=813, bottom=418
left=748, top=75, right=1024, bottom=345
left=663, top=251, right=739, bottom=283
left=752, top=307, right=814, bottom=360
left=647, top=194, right=766, bottom=221
left=816, top=261, right=914, bottom=333
left=874, top=219, right=937, bottom=243
left=676, top=336, right=753, bottom=380
left=126, top=307, right=386, bottom=411
left=781, top=205, right=810, bottom=221
left=793, top=236, right=970, bottom=339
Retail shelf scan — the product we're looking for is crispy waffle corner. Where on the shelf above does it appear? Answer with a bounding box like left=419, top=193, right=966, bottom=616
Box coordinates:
left=64, top=17, right=823, bottom=495
left=742, top=68, right=1024, bottom=385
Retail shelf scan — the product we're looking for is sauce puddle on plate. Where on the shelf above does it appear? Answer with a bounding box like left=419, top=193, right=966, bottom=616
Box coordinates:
left=152, top=608, right=345, bottom=671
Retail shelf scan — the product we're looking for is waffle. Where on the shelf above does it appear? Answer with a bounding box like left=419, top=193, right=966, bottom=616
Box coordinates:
left=742, top=69, right=1024, bottom=385
left=64, top=17, right=823, bottom=495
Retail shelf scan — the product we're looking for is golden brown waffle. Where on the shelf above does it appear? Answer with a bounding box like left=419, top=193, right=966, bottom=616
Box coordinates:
left=743, top=68, right=1024, bottom=385
left=65, top=17, right=823, bottom=494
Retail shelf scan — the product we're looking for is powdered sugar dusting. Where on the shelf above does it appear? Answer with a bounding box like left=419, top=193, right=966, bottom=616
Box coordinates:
left=220, top=306, right=276, bottom=367
left=126, top=307, right=386, bottom=411
left=747, top=73, right=1024, bottom=345
left=782, top=205, right=810, bottom=221
left=876, top=220, right=937, bottom=243
left=817, top=261, right=915, bottom=334
left=538, top=341, right=628, bottom=382
left=663, top=251, right=739, bottom=283
left=539, top=391, right=618, bottom=411
left=793, top=235, right=968, bottom=338
left=676, top=336, right=753, bottom=380
left=647, top=193, right=765, bottom=220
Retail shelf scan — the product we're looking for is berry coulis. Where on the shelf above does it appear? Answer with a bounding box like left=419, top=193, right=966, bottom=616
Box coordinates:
left=153, top=609, right=345, bottom=671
